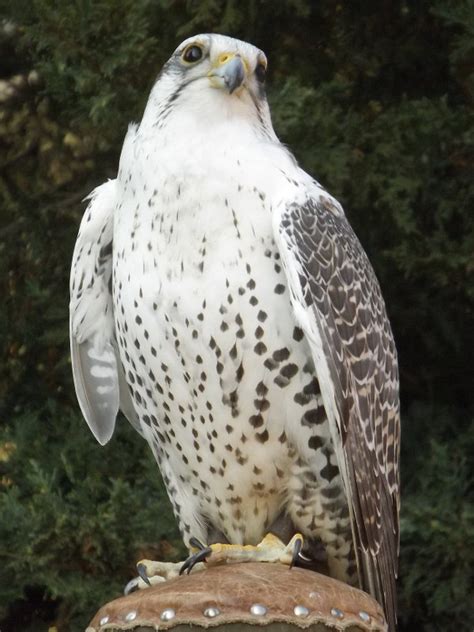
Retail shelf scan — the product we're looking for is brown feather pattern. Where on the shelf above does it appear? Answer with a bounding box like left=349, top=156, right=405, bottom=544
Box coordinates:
left=278, top=193, right=400, bottom=631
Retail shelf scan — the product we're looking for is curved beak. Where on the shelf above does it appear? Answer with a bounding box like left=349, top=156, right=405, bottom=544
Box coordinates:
left=208, top=54, right=247, bottom=94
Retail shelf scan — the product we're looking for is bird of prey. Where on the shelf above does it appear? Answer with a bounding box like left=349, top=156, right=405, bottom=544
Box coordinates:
left=70, top=34, right=400, bottom=630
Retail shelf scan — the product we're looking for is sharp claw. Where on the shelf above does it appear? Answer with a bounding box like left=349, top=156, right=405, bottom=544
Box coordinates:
left=124, top=577, right=140, bottom=595
left=290, top=536, right=303, bottom=570
left=137, top=562, right=151, bottom=586
left=189, top=536, right=206, bottom=551
left=179, top=546, right=212, bottom=575
left=295, top=551, right=315, bottom=569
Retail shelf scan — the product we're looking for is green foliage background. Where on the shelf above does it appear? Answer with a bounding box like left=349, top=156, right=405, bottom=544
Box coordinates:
left=0, top=1, right=472, bottom=630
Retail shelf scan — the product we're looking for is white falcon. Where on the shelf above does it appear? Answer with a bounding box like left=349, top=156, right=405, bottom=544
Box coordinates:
left=70, top=34, right=400, bottom=630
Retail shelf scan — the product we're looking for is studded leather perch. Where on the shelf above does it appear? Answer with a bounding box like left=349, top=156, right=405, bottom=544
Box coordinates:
left=86, top=563, right=387, bottom=632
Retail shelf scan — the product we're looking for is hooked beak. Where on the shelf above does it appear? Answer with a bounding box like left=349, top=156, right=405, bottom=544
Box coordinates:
left=208, top=53, right=247, bottom=94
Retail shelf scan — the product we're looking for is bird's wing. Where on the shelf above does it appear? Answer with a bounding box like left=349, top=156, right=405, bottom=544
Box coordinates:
left=69, top=179, right=141, bottom=445
left=273, top=184, right=400, bottom=630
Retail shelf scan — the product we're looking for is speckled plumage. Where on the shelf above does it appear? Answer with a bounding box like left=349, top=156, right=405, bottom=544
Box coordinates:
left=70, top=34, right=400, bottom=630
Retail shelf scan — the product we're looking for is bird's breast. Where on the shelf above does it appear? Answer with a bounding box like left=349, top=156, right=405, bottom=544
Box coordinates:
left=111, top=141, right=334, bottom=544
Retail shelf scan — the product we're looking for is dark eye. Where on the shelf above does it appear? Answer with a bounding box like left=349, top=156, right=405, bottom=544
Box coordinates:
left=182, top=44, right=203, bottom=63
left=255, top=62, right=267, bottom=83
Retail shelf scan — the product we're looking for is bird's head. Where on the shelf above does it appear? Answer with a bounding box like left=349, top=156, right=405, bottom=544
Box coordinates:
left=141, top=34, right=275, bottom=139
left=171, top=33, right=267, bottom=96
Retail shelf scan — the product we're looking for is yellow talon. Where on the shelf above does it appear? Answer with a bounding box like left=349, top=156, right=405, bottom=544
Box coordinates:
left=205, top=533, right=304, bottom=566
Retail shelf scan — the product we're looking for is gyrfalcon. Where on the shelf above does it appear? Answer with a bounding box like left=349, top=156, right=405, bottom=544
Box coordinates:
left=70, top=34, right=400, bottom=630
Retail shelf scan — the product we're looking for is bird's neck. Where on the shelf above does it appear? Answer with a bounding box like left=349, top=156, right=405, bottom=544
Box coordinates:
left=139, top=78, right=276, bottom=148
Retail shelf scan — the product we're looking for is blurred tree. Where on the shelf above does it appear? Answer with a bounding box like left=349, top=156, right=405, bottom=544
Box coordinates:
left=0, top=1, right=472, bottom=630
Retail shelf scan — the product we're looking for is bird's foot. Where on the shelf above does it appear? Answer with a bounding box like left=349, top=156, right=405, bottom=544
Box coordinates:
left=180, top=532, right=304, bottom=574
left=125, top=538, right=209, bottom=593
left=126, top=533, right=305, bottom=592
left=124, top=558, right=205, bottom=594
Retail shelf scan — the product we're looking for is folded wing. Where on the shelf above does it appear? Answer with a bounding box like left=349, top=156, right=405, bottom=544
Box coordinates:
left=273, top=185, right=400, bottom=630
left=69, top=179, right=141, bottom=444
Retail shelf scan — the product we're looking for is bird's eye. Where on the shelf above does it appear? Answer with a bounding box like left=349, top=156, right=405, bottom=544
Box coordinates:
left=182, top=44, right=203, bottom=64
left=255, top=62, right=267, bottom=83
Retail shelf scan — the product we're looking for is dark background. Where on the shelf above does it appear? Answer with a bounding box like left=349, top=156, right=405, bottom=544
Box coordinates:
left=0, top=1, right=472, bottom=630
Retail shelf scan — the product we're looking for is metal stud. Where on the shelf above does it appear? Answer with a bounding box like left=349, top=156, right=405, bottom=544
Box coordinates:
left=204, top=607, right=221, bottom=618
left=308, top=591, right=319, bottom=599
left=330, top=607, right=344, bottom=619
left=359, top=611, right=371, bottom=623
left=294, top=605, right=309, bottom=618
left=250, top=603, right=267, bottom=616
left=160, top=608, right=176, bottom=622
left=99, top=615, right=110, bottom=626
left=125, top=610, right=137, bottom=622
